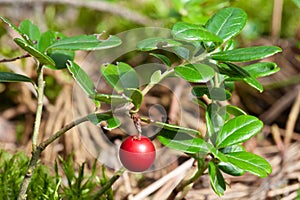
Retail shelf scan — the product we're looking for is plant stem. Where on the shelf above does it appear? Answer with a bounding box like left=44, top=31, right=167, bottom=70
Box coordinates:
left=17, top=115, right=90, bottom=200
left=0, top=53, right=30, bottom=63
left=92, top=167, right=126, bottom=198
left=32, top=64, right=45, bottom=150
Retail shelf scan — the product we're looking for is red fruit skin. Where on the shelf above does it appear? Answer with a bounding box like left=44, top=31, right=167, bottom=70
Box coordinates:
left=119, top=136, right=156, bottom=172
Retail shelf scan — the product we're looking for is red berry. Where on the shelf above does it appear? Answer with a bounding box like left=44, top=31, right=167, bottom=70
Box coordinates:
left=119, top=135, right=156, bottom=172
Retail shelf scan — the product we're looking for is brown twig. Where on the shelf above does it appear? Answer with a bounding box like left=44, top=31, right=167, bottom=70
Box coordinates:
left=271, top=0, right=283, bottom=40
left=0, top=53, right=30, bottom=63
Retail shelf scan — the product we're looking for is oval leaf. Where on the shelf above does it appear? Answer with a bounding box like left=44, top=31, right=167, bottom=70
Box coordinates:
left=90, top=93, right=130, bottom=104
left=192, top=86, right=232, bottom=101
left=172, top=22, right=223, bottom=43
left=19, top=19, right=41, bottom=44
left=206, top=7, right=247, bottom=42
left=225, top=152, right=272, bottom=177
left=158, top=129, right=211, bottom=154
left=243, top=62, right=280, bottom=78
left=123, top=88, right=144, bottom=111
left=208, top=161, right=226, bottom=196
left=87, top=112, right=121, bottom=130
left=216, top=115, right=263, bottom=148
left=66, top=61, right=95, bottom=96
left=137, top=37, right=182, bottom=51
left=150, top=53, right=171, bottom=67
left=0, top=72, right=33, bottom=83
left=175, top=63, right=215, bottom=83
left=47, top=35, right=121, bottom=51
left=210, top=46, right=282, bottom=62
left=218, top=162, right=245, bottom=176
left=100, top=62, right=139, bottom=93
left=14, top=38, right=55, bottom=66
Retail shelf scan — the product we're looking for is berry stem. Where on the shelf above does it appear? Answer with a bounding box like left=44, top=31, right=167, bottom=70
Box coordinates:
left=132, top=113, right=142, bottom=139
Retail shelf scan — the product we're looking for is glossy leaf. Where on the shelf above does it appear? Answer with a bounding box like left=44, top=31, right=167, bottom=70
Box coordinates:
left=192, top=86, right=231, bottom=101
left=158, top=129, right=211, bottom=154
left=175, top=63, right=215, bottom=83
left=216, top=115, right=263, bottom=148
left=0, top=17, right=32, bottom=44
left=90, top=93, right=130, bottom=104
left=217, top=62, right=263, bottom=92
left=224, top=105, right=247, bottom=116
left=243, top=62, right=280, bottom=78
left=19, top=20, right=41, bottom=44
left=0, top=72, right=33, bottom=83
left=47, top=35, right=121, bottom=51
left=208, top=161, right=226, bottom=196
left=137, top=37, right=182, bottom=51
left=150, top=70, right=162, bottom=84
left=100, top=62, right=139, bottom=93
left=218, top=162, right=245, bottom=176
left=225, top=152, right=272, bottom=177
left=123, top=88, right=143, bottom=111
left=172, top=46, right=190, bottom=60
left=150, top=53, right=171, bottom=67
left=47, top=50, right=75, bottom=70
left=210, top=46, right=282, bottom=62
left=206, top=7, right=247, bottom=42
left=87, top=112, right=121, bottom=130
left=221, top=144, right=245, bottom=154
left=172, top=22, right=223, bottom=43
left=66, top=61, right=95, bottom=96
left=14, top=38, right=55, bottom=66
left=150, top=120, right=201, bottom=136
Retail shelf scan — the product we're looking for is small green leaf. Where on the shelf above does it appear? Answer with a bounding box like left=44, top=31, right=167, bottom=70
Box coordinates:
left=0, top=72, right=33, bottom=83
left=123, top=88, right=144, bottom=111
left=172, top=46, right=190, bottom=60
left=19, top=19, right=41, bottom=44
left=150, top=70, right=162, bottom=84
left=137, top=37, right=182, bottom=51
left=221, top=144, right=245, bottom=154
left=192, top=86, right=231, bottom=101
left=0, top=17, right=32, bottom=44
left=158, top=129, right=212, bottom=154
left=208, top=161, right=226, bottom=196
left=243, top=62, right=280, bottom=78
left=37, top=31, right=66, bottom=52
left=66, top=61, right=95, bottom=96
left=47, top=35, right=121, bottom=51
left=14, top=38, right=55, bottom=66
left=225, top=152, right=272, bottom=177
left=87, top=112, right=121, bottom=130
left=218, top=162, right=245, bottom=176
left=100, top=62, right=139, bottom=93
left=150, top=53, right=171, bottom=67
left=210, top=46, right=282, bottom=62
left=224, top=105, right=247, bottom=116
left=47, top=50, right=75, bottom=70
left=216, top=115, right=263, bottom=149
left=217, top=62, right=263, bottom=92
left=206, top=7, right=247, bottom=42
left=90, top=93, right=130, bottom=104
left=172, top=22, right=223, bottom=43
left=175, top=63, right=215, bottom=83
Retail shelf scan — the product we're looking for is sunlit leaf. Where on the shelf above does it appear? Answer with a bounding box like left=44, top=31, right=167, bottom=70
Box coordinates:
left=0, top=72, right=33, bottom=83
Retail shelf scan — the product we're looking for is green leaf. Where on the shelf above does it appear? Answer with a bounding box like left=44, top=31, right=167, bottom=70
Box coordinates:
left=225, top=152, right=272, bottom=177
left=66, top=61, right=95, bottom=96
left=218, top=162, right=245, bottom=176
left=150, top=53, right=171, bottom=67
left=100, top=62, right=139, bottom=93
left=208, top=161, right=226, bottom=196
left=158, top=129, right=212, bottom=154
left=47, top=50, right=75, bottom=70
left=14, top=38, right=55, bottom=66
left=172, top=22, right=223, bottom=43
left=206, top=7, right=247, bottom=42
left=0, top=72, right=33, bottom=83
left=292, top=0, right=300, bottom=8
left=221, top=144, right=245, bottom=154
left=123, top=88, right=143, bottom=111
left=224, top=105, right=247, bottom=116
left=216, top=115, right=263, bottom=149
left=87, top=112, right=121, bottom=130
left=210, top=46, right=282, bottom=62
left=90, top=93, right=130, bottom=104
left=37, top=31, right=66, bottom=52
left=0, top=17, right=32, bottom=44
left=172, top=46, right=190, bottom=60
left=150, top=70, right=162, bottom=84
left=217, top=62, right=263, bottom=92
left=192, top=86, right=231, bottom=101
left=19, top=20, right=41, bottom=44
left=47, top=35, right=121, bottom=51
left=137, top=37, right=182, bottom=51
left=175, top=63, right=215, bottom=83
left=243, top=62, right=280, bottom=78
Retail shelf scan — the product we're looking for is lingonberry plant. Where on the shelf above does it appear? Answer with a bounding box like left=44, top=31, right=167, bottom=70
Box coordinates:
left=0, top=7, right=282, bottom=199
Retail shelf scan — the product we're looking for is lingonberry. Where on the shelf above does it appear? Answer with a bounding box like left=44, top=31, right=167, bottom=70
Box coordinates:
left=119, top=135, right=156, bottom=172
